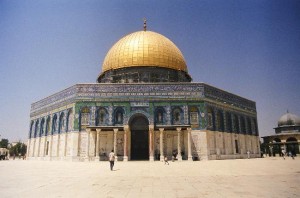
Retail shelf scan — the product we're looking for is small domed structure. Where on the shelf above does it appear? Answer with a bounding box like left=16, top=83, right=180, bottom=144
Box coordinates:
left=274, top=111, right=300, bottom=134
left=262, top=111, right=300, bottom=157
left=278, top=112, right=300, bottom=126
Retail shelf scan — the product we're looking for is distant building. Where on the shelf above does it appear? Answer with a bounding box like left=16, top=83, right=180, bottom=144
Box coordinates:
left=27, top=24, right=260, bottom=161
left=262, top=111, right=300, bottom=156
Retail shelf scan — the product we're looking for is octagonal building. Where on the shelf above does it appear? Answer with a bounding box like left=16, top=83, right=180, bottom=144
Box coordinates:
left=27, top=26, right=260, bottom=161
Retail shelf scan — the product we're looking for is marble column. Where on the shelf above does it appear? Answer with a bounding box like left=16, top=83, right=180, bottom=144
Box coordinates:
left=26, top=139, right=30, bottom=158
left=177, top=127, right=182, bottom=161
left=187, top=128, right=193, bottom=161
left=95, top=129, right=101, bottom=161
left=159, top=128, right=164, bottom=161
left=32, top=139, right=36, bottom=157
left=123, top=126, right=129, bottom=162
left=37, top=136, right=41, bottom=157
left=149, top=125, right=154, bottom=162
left=64, top=133, right=67, bottom=158
left=63, top=110, right=68, bottom=159
left=113, top=128, right=118, bottom=161
left=43, top=136, right=47, bottom=157
left=85, top=128, right=91, bottom=161
left=56, top=133, right=60, bottom=158
left=49, top=135, right=53, bottom=160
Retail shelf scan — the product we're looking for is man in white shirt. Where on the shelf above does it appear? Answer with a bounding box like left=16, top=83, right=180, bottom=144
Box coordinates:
left=109, top=150, right=115, bottom=171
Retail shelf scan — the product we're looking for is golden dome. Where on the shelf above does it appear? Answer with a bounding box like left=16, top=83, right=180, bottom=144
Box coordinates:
left=102, top=31, right=188, bottom=72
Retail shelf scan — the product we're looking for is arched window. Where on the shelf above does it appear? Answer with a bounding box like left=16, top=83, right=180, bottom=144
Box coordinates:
left=250, top=119, right=255, bottom=135
left=34, top=120, right=39, bottom=138
left=254, top=120, right=258, bottom=135
left=155, top=107, right=165, bottom=124
left=59, top=112, right=65, bottom=134
left=216, top=110, right=224, bottom=132
left=52, top=114, right=57, bottom=134
left=29, top=121, right=34, bottom=138
left=172, top=107, right=182, bottom=125
left=207, top=107, right=215, bottom=131
left=189, top=106, right=199, bottom=125
left=66, top=109, right=73, bottom=132
left=114, top=107, right=124, bottom=124
left=240, top=116, right=246, bottom=134
left=40, top=118, right=45, bottom=136
left=247, top=117, right=252, bottom=135
left=96, top=108, right=108, bottom=126
left=226, top=112, right=232, bottom=132
left=80, top=107, right=90, bottom=126
left=45, top=117, right=50, bottom=136
left=233, top=114, right=239, bottom=133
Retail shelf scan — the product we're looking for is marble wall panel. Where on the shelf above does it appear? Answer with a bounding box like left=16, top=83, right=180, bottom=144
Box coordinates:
left=79, top=132, right=87, bottom=157
left=66, top=133, right=72, bottom=156
left=51, top=135, right=58, bottom=157
left=39, top=137, right=45, bottom=157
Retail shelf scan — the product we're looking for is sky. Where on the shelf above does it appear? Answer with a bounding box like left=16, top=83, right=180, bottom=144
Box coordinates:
left=0, top=0, right=299, bottom=142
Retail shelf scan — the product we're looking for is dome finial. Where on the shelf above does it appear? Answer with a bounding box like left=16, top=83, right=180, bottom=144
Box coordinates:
left=143, top=18, right=147, bottom=31
left=287, top=109, right=289, bottom=113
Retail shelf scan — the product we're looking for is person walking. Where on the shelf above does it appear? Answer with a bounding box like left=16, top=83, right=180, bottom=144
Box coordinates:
left=281, top=149, right=286, bottom=160
left=164, top=156, right=169, bottom=165
left=291, top=150, right=295, bottom=160
left=109, top=150, right=115, bottom=171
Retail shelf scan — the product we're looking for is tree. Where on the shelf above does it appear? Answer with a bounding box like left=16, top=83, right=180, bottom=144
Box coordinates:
left=260, top=141, right=269, bottom=156
left=9, top=142, right=27, bottom=157
left=0, top=139, right=9, bottom=148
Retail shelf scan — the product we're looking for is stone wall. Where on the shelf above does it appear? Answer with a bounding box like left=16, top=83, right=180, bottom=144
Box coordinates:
left=27, top=129, right=260, bottom=161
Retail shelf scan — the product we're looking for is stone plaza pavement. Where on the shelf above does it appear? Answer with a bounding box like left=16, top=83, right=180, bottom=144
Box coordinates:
left=0, top=157, right=299, bottom=198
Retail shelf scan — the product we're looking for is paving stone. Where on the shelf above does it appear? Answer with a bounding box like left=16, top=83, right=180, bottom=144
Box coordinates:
left=0, top=158, right=299, bottom=198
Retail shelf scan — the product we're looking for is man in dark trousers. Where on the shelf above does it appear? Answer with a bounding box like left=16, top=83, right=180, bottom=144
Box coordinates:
left=109, top=150, right=115, bottom=171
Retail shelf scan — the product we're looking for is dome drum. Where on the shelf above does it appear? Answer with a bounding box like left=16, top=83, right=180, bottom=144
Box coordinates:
left=97, top=66, right=192, bottom=83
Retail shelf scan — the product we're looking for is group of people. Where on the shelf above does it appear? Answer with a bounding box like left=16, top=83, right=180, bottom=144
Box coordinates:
left=281, top=150, right=296, bottom=160
left=108, top=150, right=175, bottom=170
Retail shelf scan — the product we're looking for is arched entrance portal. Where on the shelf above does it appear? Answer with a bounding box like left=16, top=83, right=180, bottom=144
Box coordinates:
left=130, top=115, right=149, bottom=160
